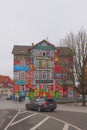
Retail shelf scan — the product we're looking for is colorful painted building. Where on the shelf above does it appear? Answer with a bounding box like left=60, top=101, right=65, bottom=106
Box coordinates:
left=12, top=40, right=75, bottom=99
left=0, top=75, right=13, bottom=95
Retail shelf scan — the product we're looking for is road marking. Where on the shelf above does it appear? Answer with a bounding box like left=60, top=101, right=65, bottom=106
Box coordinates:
left=50, top=116, right=82, bottom=130
left=63, top=123, right=69, bottom=130
left=3, top=110, right=83, bottom=130
left=38, top=112, right=82, bottom=130
left=19, top=110, right=34, bottom=114
left=10, top=113, right=37, bottom=126
left=30, top=116, right=50, bottom=130
left=4, top=109, right=20, bottom=130
left=19, top=110, right=29, bottom=114
left=52, top=116, right=82, bottom=130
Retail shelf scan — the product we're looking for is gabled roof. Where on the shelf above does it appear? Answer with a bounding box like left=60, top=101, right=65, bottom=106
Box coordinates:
left=0, top=75, right=13, bottom=87
left=35, top=39, right=56, bottom=49
left=0, top=75, right=12, bottom=82
left=12, top=39, right=73, bottom=57
left=12, top=40, right=56, bottom=55
left=28, top=39, right=57, bottom=51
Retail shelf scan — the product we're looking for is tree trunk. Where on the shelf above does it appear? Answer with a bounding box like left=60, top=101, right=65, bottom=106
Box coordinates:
left=82, top=94, right=86, bottom=106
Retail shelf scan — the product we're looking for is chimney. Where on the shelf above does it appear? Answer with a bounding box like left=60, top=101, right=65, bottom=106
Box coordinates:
left=32, top=43, right=34, bottom=47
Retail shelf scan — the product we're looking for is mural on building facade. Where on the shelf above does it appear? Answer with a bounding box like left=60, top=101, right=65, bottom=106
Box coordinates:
left=13, top=40, right=75, bottom=100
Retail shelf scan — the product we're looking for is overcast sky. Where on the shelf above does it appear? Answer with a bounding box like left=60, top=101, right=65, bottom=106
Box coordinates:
left=0, top=0, right=87, bottom=79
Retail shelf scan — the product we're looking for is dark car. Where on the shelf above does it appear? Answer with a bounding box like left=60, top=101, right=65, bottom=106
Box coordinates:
left=0, top=94, right=2, bottom=98
left=25, top=98, right=57, bottom=112
left=6, top=95, right=12, bottom=100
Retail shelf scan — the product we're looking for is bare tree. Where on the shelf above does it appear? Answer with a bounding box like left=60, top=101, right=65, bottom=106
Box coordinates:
left=61, top=28, right=87, bottom=106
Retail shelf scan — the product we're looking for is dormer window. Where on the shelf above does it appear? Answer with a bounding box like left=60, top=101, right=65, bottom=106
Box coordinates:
left=20, top=50, right=24, bottom=54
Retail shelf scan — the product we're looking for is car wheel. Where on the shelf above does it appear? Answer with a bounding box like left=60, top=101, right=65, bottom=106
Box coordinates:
left=26, top=105, right=29, bottom=110
left=38, top=106, right=41, bottom=112
left=50, top=109, right=54, bottom=112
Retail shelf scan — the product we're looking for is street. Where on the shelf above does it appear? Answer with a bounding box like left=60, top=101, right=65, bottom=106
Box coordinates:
left=0, top=98, right=87, bottom=130
left=0, top=109, right=87, bottom=130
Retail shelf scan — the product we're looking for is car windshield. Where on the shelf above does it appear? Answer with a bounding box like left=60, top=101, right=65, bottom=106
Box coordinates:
left=30, top=98, right=55, bottom=102
left=45, top=98, right=55, bottom=102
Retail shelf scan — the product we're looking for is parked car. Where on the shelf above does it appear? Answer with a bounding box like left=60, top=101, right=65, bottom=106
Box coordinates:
left=77, top=95, right=87, bottom=102
left=19, top=96, right=25, bottom=102
left=25, top=97, right=57, bottom=112
left=6, top=95, right=12, bottom=100
left=0, top=94, right=2, bottom=98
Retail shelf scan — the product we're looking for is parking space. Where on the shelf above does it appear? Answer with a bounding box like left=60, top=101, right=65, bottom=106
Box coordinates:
left=1, top=110, right=82, bottom=130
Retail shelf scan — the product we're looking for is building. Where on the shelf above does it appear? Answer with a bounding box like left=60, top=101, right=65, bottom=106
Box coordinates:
left=12, top=40, right=74, bottom=99
left=0, top=75, right=13, bottom=95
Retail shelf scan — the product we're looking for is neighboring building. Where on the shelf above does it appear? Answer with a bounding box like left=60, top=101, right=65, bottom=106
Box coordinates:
left=0, top=75, right=13, bottom=95
left=12, top=40, right=75, bottom=99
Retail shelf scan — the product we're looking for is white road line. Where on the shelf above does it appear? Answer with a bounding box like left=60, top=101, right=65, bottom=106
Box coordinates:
left=30, top=116, right=50, bottom=130
left=10, top=113, right=37, bottom=126
left=4, top=109, right=20, bottom=130
left=38, top=113, right=82, bottom=130
left=51, top=116, right=82, bottom=130
left=63, top=123, right=69, bottom=130
left=19, top=110, right=29, bottom=114
left=19, top=110, right=34, bottom=114
left=50, top=116, right=82, bottom=130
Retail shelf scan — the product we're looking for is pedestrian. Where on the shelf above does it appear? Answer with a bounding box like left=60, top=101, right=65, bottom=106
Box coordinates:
left=19, top=96, right=21, bottom=103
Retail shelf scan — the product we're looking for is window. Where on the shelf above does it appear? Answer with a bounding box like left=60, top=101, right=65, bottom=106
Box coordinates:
left=50, top=71, right=54, bottom=79
left=20, top=71, right=25, bottom=80
left=35, top=98, right=41, bottom=102
left=45, top=98, right=55, bottom=102
left=21, top=60, right=25, bottom=66
left=50, top=51, right=54, bottom=56
left=42, top=60, right=47, bottom=68
left=34, top=60, right=38, bottom=67
left=14, top=72, right=19, bottom=80
left=43, top=52, right=45, bottom=56
left=42, top=71, right=47, bottom=79
left=50, top=61, right=54, bottom=68
left=20, top=85, right=25, bottom=91
left=44, top=85, right=47, bottom=91
left=34, top=71, right=39, bottom=79
left=39, top=60, right=42, bottom=67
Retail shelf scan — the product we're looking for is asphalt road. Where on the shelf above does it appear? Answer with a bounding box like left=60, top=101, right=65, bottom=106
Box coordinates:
left=0, top=97, right=87, bottom=130
left=0, top=109, right=87, bottom=130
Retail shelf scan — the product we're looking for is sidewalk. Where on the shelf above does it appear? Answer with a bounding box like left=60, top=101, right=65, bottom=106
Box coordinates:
left=0, top=99, right=87, bottom=113
left=0, top=100, right=25, bottom=109
left=57, top=103, right=87, bottom=113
